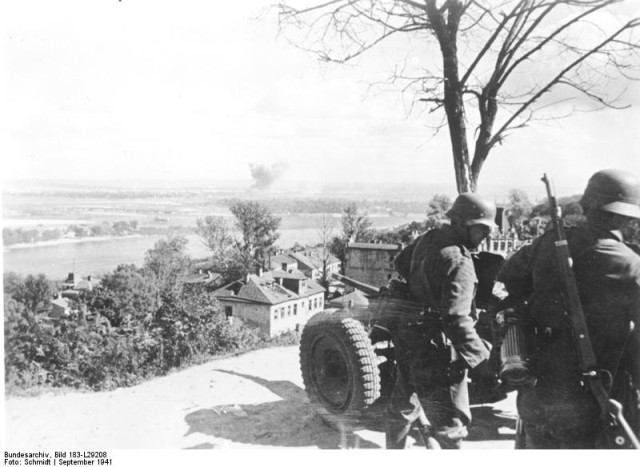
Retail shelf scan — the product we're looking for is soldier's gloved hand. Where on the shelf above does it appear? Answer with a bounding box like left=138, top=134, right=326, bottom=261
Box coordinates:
left=447, top=359, right=469, bottom=384
left=496, top=307, right=520, bottom=327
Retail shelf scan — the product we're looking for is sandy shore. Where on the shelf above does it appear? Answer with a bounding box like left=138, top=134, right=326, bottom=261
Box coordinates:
left=3, top=234, right=144, bottom=252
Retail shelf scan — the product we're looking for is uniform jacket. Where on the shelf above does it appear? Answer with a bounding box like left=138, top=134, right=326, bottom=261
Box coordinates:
left=395, top=225, right=490, bottom=369
left=496, top=223, right=640, bottom=433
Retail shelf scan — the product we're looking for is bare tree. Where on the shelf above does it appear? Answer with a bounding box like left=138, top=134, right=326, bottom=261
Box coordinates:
left=316, top=212, right=337, bottom=290
left=276, top=0, right=640, bottom=193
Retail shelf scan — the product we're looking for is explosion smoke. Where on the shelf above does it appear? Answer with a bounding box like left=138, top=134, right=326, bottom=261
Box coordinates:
left=249, top=162, right=288, bottom=190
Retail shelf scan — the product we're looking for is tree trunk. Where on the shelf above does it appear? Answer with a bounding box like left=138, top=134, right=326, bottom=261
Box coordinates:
left=444, top=77, right=473, bottom=194
left=426, top=0, right=473, bottom=194
left=471, top=89, right=498, bottom=192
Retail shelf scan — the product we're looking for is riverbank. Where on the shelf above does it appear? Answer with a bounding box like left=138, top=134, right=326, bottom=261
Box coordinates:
left=3, top=213, right=425, bottom=278
left=3, top=234, right=145, bottom=252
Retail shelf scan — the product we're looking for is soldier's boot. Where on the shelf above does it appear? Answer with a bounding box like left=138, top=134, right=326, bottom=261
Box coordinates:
left=434, top=418, right=468, bottom=449
left=385, top=423, right=412, bottom=449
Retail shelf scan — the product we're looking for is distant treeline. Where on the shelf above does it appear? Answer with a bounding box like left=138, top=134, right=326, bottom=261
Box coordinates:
left=7, top=191, right=431, bottom=215
left=218, top=197, right=430, bottom=215
left=3, top=220, right=140, bottom=246
left=4, top=190, right=232, bottom=199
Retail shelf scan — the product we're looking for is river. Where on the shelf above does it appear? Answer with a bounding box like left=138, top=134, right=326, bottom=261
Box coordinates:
left=3, top=215, right=422, bottom=279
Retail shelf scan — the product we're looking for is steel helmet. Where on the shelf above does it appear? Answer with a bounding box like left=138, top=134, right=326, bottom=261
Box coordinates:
left=447, top=193, right=497, bottom=228
left=580, top=169, right=640, bottom=219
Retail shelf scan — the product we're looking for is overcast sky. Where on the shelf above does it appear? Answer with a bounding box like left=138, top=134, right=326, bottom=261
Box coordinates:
left=2, top=0, right=640, bottom=197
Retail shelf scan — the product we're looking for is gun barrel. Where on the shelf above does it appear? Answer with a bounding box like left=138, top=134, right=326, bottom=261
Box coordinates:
left=331, top=272, right=381, bottom=296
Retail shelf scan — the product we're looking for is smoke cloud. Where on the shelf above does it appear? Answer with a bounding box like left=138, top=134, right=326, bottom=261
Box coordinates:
left=249, top=161, right=288, bottom=190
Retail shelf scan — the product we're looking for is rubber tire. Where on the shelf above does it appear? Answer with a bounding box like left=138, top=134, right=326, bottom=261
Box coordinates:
left=300, top=311, right=381, bottom=429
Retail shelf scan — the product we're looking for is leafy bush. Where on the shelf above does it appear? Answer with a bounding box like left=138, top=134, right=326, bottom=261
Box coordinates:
left=265, top=330, right=300, bottom=347
left=4, top=270, right=265, bottom=394
left=5, top=233, right=301, bottom=395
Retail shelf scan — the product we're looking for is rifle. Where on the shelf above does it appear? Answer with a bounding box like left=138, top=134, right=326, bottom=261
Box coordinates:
left=541, top=173, right=640, bottom=449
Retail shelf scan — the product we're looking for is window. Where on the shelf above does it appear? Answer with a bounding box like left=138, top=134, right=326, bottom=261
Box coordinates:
left=281, top=309, right=285, bottom=318
left=287, top=305, right=291, bottom=316
left=224, top=306, right=233, bottom=318
left=319, top=298, right=323, bottom=309
left=273, top=309, right=278, bottom=320
left=309, top=299, right=312, bottom=309
left=313, top=298, right=318, bottom=309
left=293, top=304, right=298, bottom=315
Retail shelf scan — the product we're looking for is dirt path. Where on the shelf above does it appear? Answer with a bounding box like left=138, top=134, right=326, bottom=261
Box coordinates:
left=4, top=345, right=517, bottom=450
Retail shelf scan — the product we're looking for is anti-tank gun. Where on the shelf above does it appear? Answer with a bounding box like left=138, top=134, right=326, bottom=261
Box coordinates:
left=298, top=251, right=509, bottom=434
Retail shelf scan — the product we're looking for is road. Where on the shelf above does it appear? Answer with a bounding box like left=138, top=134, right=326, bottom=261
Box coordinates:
left=4, top=345, right=517, bottom=450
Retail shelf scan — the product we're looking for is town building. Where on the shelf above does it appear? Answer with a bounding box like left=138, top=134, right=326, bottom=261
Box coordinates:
left=267, top=254, right=298, bottom=273
left=344, top=242, right=403, bottom=289
left=211, top=270, right=325, bottom=338
left=478, top=206, right=521, bottom=257
left=286, top=249, right=341, bottom=282
left=183, top=269, right=223, bottom=287
left=327, top=289, right=370, bottom=310
left=49, top=293, right=73, bottom=319
left=60, top=272, right=100, bottom=299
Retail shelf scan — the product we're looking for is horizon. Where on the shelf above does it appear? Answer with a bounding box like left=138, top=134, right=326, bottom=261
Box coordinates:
left=3, top=1, right=639, bottom=201
left=1, top=177, right=582, bottom=206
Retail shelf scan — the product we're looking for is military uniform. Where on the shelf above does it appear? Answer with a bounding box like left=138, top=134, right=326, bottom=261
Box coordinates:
left=386, top=224, right=491, bottom=448
left=497, top=223, right=640, bottom=448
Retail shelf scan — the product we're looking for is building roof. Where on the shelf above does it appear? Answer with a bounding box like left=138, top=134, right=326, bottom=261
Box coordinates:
left=348, top=242, right=402, bottom=251
left=287, top=251, right=317, bottom=271
left=270, top=254, right=297, bottom=266
left=303, top=278, right=325, bottom=296
left=212, top=273, right=324, bottom=306
left=49, top=296, right=72, bottom=318
left=266, top=269, right=307, bottom=280
left=75, top=277, right=100, bottom=290
left=289, top=249, right=340, bottom=269
left=211, top=280, right=244, bottom=298
left=51, top=296, right=71, bottom=308
left=62, top=273, right=100, bottom=290
left=184, top=271, right=222, bottom=284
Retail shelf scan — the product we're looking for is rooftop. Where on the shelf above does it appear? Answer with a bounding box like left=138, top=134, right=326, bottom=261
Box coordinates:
left=212, top=272, right=324, bottom=305
left=328, top=290, right=370, bottom=308
left=269, top=254, right=297, bottom=266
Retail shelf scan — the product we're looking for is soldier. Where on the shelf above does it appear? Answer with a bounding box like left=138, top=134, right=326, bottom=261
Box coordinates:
left=386, top=193, right=495, bottom=449
left=495, top=169, right=640, bottom=448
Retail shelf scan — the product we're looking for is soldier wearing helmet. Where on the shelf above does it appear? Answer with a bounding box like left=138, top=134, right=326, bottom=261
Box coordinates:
left=386, top=192, right=495, bottom=449
left=495, top=169, right=640, bottom=448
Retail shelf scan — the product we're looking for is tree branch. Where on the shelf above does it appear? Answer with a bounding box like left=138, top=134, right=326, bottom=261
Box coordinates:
left=490, top=17, right=640, bottom=147
left=498, top=0, right=615, bottom=88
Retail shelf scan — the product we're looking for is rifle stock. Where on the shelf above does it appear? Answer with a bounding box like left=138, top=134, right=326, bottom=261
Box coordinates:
left=541, top=173, right=640, bottom=449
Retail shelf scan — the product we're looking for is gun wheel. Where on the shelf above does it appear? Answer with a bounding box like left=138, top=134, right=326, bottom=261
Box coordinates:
left=300, top=311, right=381, bottom=429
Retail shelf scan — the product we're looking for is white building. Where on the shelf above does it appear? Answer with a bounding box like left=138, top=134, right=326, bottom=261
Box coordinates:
left=211, top=270, right=325, bottom=338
